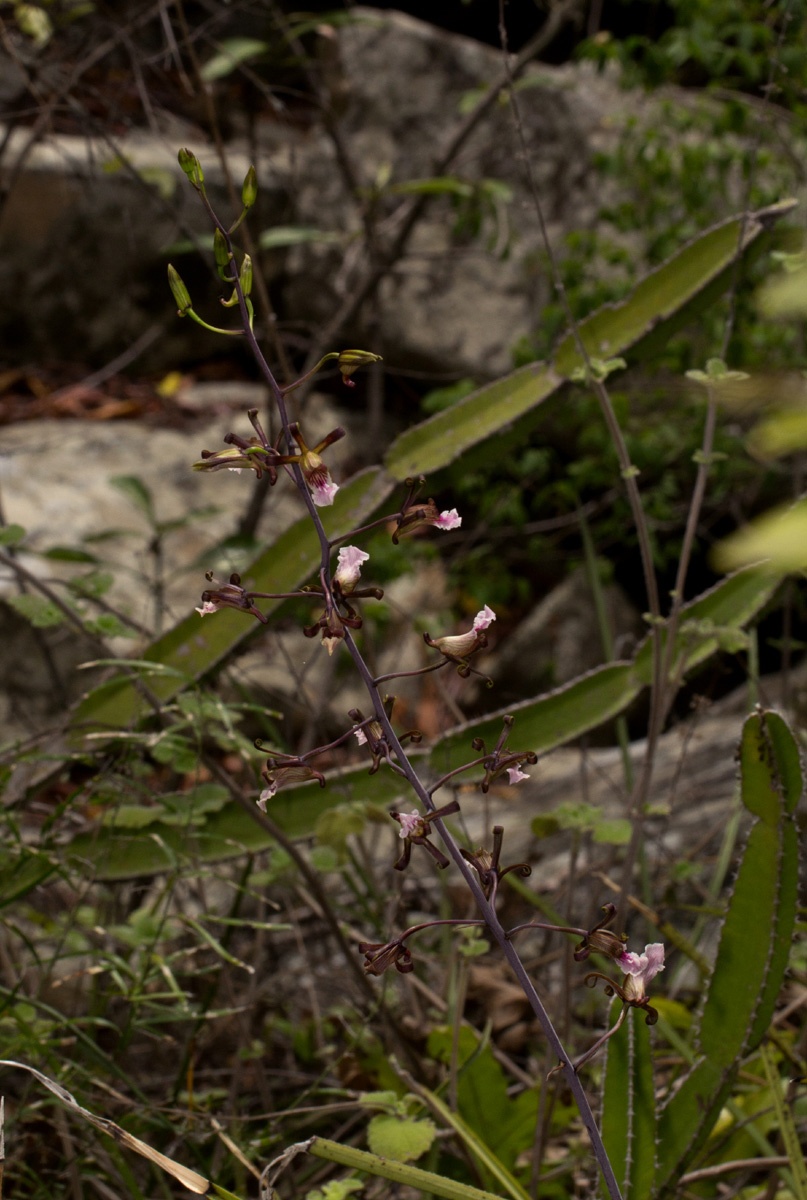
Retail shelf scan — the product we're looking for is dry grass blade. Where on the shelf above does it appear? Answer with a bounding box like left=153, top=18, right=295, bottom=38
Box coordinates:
left=0, top=1060, right=209, bottom=1194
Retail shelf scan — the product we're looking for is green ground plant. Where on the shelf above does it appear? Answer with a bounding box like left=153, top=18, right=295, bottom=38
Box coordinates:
left=2, top=5, right=807, bottom=1199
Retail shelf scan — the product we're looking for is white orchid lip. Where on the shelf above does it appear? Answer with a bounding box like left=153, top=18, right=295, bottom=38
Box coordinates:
left=393, top=497, right=463, bottom=542
left=434, top=508, right=461, bottom=530
left=311, top=477, right=339, bottom=506
left=620, top=943, right=665, bottom=997
left=395, top=810, right=423, bottom=839
left=472, top=605, right=496, bottom=631
left=428, top=606, right=496, bottom=660
left=334, top=545, right=369, bottom=592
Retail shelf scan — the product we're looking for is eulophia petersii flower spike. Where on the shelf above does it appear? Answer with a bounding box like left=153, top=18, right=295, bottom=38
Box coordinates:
left=175, top=153, right=632, bottom=1196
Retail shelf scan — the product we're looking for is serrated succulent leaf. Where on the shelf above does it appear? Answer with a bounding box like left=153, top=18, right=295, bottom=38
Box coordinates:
left=655, top=709, right=801, bottom=1194
left=429, top=662, right=640, bottom=773
left=384, top=204, right=793, bottom=481
left=656, top=1058, right=735, bottom=1192
left=601, top=1004, right=656, bottom=1200
left=698, top=818, right=779, bottom=1062
left=762, top=710, right=803, bottom=815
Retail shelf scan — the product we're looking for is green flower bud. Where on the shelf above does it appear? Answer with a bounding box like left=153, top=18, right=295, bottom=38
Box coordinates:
left=241, top=165, right=258, bottom=210
left=177, top=148, right=204, bottom=188
left=167, top=264, right=192, bottom=315
left=239, top=254, right=253, bottom=297
left=213, top=228, right=232, bottom=279
left=336, top=349, right=382, bottom=387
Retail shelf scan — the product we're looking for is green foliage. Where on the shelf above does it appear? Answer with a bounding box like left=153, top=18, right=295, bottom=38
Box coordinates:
left=580, top=0, right=807, bottom=108
left=6, top=593, right=65, bottom=627
left=0, top=523, right=26, bottom=545
left=601, top=1005, right=656, bottom=1200
left=386, top=203, right=789, bottom=481
left=531, top=802, right=632, bottom=845
left=426, top=1026, right=540, bottom=1178
left=366, top=1110, right=436, bottom=1163
left=306, top=1179, right=363, bottom=1200
left=600, top=708, right=801, bottom=1199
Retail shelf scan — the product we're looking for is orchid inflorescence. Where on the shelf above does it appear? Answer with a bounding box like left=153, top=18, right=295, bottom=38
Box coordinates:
left=176, top=146, right=665, bottom=1140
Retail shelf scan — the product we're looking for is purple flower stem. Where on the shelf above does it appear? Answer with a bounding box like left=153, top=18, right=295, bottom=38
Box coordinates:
left=428, top=757, right=489, bottom=796
left=373, top=662, right=448, bottom=686
left=508, top=922, right=588, bottom=939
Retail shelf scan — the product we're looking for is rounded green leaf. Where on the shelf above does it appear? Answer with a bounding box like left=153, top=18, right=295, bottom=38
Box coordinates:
left=367, top=1114, right=436, bottom=1163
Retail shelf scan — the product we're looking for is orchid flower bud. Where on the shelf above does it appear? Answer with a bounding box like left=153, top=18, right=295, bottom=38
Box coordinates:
left=214, top=228, right=232, bottom=279
left=167, top=264, right=192, bottom=315
left=241, top=165, right=258, bottom=210
left=337, top=349, right=382, bottom=387
left=178, top=148, right=204, bottom=188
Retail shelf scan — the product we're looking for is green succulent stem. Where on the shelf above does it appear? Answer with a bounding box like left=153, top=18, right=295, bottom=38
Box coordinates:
left=308, top=1137, right=514, bottom=1200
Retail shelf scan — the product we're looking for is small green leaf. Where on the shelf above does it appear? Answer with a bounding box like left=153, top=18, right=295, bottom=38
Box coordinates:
left=101, top=805, right=163, bottom=830
left=109, top=474, right=156, bottom=524
left=759, top=264, right=807, bottom=317
left=0, top=524, right=26, bottom=545
left=200, top=37, right=269, bottom=82
left=151, top=733, right=199, bottom=774
left=259, top=226, right=343, bottom=250
left=592, top=818, right=632, bottom=845
left=367, top=1114, right=436, bottom=1163
left=530, top=815, right=561, bottom=838
left=691, top=448, right=727, bottom=465
left=83, top=614, right=137, bottom=639
left=7, top=594, right=66, bottom=628
left=14, top=3, right=52, bottom=45
left=72, top=570, right=114, bottom=598
left=685, top=357, right=749, bottom=384
left=389, top=176, right=474, bottom=197
left=314, top=804, right=367, bottom=854
left=570, top=356, right=626, bottom=383
left=306, top=1179, right=364, bottom=1200
left=358, top=1091, right=402, bottom=1114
